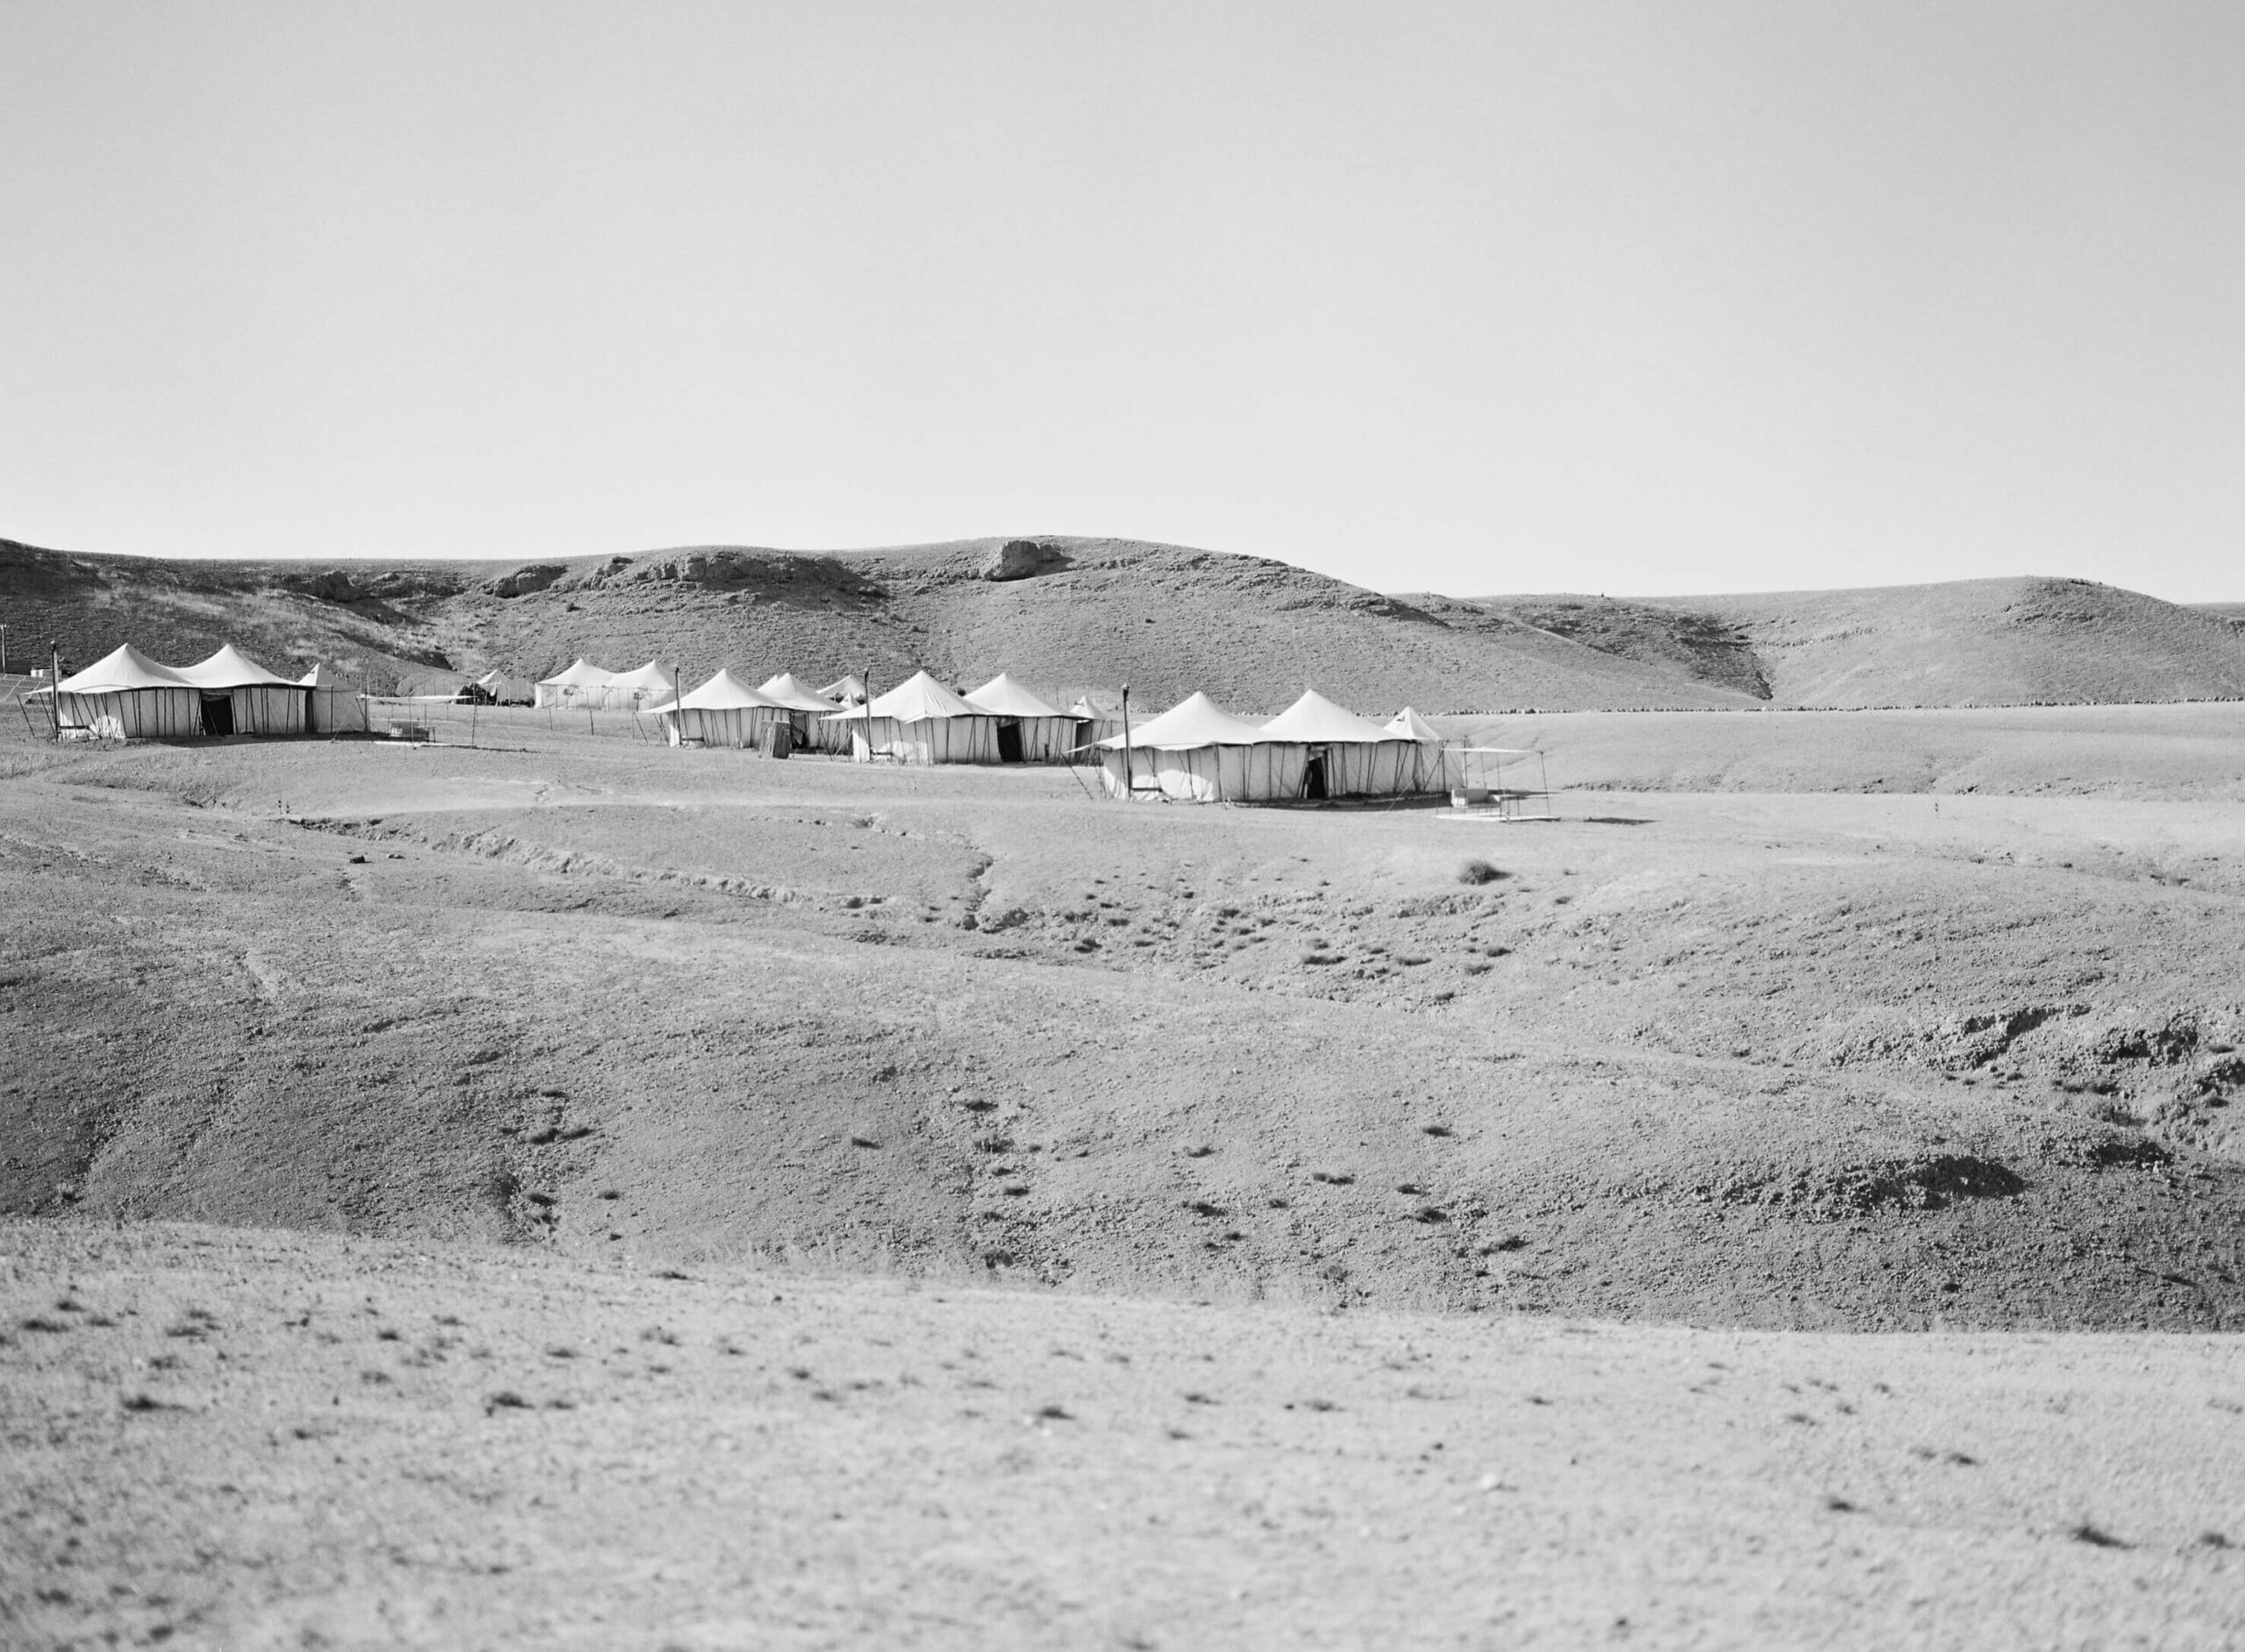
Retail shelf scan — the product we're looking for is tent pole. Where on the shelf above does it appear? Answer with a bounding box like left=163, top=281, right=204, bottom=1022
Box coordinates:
left=1118, top=684, right=1132, bottom=802
left=49, top=643, right=61, bottom=742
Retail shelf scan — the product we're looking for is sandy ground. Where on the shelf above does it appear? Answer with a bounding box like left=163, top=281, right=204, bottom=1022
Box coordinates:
left=4, top=1220, right=2241, bottom=1651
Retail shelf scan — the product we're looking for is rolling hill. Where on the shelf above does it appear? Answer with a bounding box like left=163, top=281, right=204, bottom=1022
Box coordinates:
left=5, top=534, right=2241, bottom=712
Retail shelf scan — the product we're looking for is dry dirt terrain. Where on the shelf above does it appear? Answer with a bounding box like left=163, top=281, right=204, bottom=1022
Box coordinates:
left=2, top=702, right=2242, bottom=1644
left=4, top=1221, right=2241, bottom=1650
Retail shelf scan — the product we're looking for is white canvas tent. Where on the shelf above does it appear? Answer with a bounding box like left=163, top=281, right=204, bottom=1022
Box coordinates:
left=173, top=644, right=309, bottom=736
left=817, top=673, right=868, bottom=705
left=964, top=673, right=1079, bottom=762
left=535, top=659, right=614, bottom=709
left=28, top=644, right=202, bottom=740
left=823, top=669, right=1002, bottom=764
left=1068, top=695, right=1126, bottom=751
left=649, top=669, right=788, bottom=748
left=602, top=659, right=679, bottom=712
left=472, top=667, right=531, bottom=705
left=1259, top=689, right=1435, bottom=798
left=300, top=663, right=368, bottom=734
left=1096, top=691, right=1307, bottom=801
left=759, top=672, right=850, bottom=751
left=1382, top=707, right=1453, bottom=793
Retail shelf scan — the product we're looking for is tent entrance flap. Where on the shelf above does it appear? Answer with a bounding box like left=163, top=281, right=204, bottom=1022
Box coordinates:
left=200, top=692, right=233, bottom=737
left=1303, top=751, right=1328, bottom=800
left=996, top=722, right=1024, bottom=763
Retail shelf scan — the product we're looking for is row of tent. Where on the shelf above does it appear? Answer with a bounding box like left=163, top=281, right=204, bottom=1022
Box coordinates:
left=1097, top=692, right=1451, bottom=801
left=29, top=644, right=363, bottom=739
left=27, top=644, right=1469, bottom=805
left=629, top=656, right=1458, bottom=802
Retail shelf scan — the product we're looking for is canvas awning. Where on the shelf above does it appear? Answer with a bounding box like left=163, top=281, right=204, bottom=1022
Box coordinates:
left=173, top=644, right=300, bottom=689
left=1383, top=707, right=1443, bottom=743
left=1258, top=689, right=1393, bottom=744
left=964, top=672, right=1067, bottom=719
left=538, top=658, right=613, bottom=688
left=38, top=644, right=195, bottom=695
left=1097, top=691, right=1269, bottom=749
left=827, top=670, right=985, bottom=722
left=646, top=668, right=784, bottom=716
left=757, top=673, right=844, bottom=713
left=606, top=660, right=678, bottom=697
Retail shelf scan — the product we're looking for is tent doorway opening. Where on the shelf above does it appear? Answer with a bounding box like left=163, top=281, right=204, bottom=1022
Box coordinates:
left=200, top=692, right=233, bottom=737
left=996, top=722, right=1024, bottom=763
left=1303, top=751, right=1329, bottom=800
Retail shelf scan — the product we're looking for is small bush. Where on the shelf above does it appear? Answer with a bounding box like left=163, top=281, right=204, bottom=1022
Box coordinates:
left=1457, top=858, right=1505, bottom=886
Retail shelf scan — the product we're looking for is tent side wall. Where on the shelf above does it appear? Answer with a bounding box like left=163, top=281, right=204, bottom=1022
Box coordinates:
left=848, top=715, right=1002, bottom=765
left=661, top=706, right=786, bottom=748
left=1305, top=738, right=1445, bottom=798
left=53, top=687, right=204, bottom=741
left=306, top=688, right=367, bottom=734
left=1099, top=741, right=1307, bottom=801
left=805, top=712, right=853, bottom=752
left=1001, top=716, right=1083, bottom=763
left=225, top=686, right=309, bottom=736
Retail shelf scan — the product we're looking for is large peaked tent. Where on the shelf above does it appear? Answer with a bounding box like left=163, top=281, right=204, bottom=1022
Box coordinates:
left=535, top=659, right=614, bottom=709
left=1260, top=689, right=1433, bottom=798
left=649, top=669, right=788, bottom=748
left=759, top=672, right=850, bottom=751
left=963, top=673, right=1079, bottom=762
left=174, top=644, right=309, bottom=736
left=30, top=644, right=202, bottom=740
left=602, top=660, right=679, bottom=712
left=300, top=663, right=367, bottom=734
left=824, top=669, right=1001, bottom=764
left=1096, top=691, right=1306, bottom=801
left=1382, top=707, right=1453, bottom=793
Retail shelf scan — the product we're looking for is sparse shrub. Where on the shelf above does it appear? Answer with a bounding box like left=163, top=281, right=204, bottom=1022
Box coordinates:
left=1457, top=858, right=1504, bottom=886
left=2067, top=1521, right=2127, bottom=1549
left=484, top=1391, right=531, bottom=1413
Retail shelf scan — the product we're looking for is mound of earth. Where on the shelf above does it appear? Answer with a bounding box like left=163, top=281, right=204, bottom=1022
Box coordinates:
left=1636, top=577, right=2245, bottom=709
left=0, top=538, right=507, bottom=693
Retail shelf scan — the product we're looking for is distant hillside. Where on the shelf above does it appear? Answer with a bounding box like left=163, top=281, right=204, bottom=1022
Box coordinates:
left=1, top=535, right=1749, bottom=713
left=5, top=535, right=2239, bottom=712
left=1638, top=578, right=2245, bottom=708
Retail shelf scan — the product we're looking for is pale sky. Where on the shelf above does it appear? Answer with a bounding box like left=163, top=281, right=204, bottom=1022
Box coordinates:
left=3, top=2, right=2239, bottom=600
